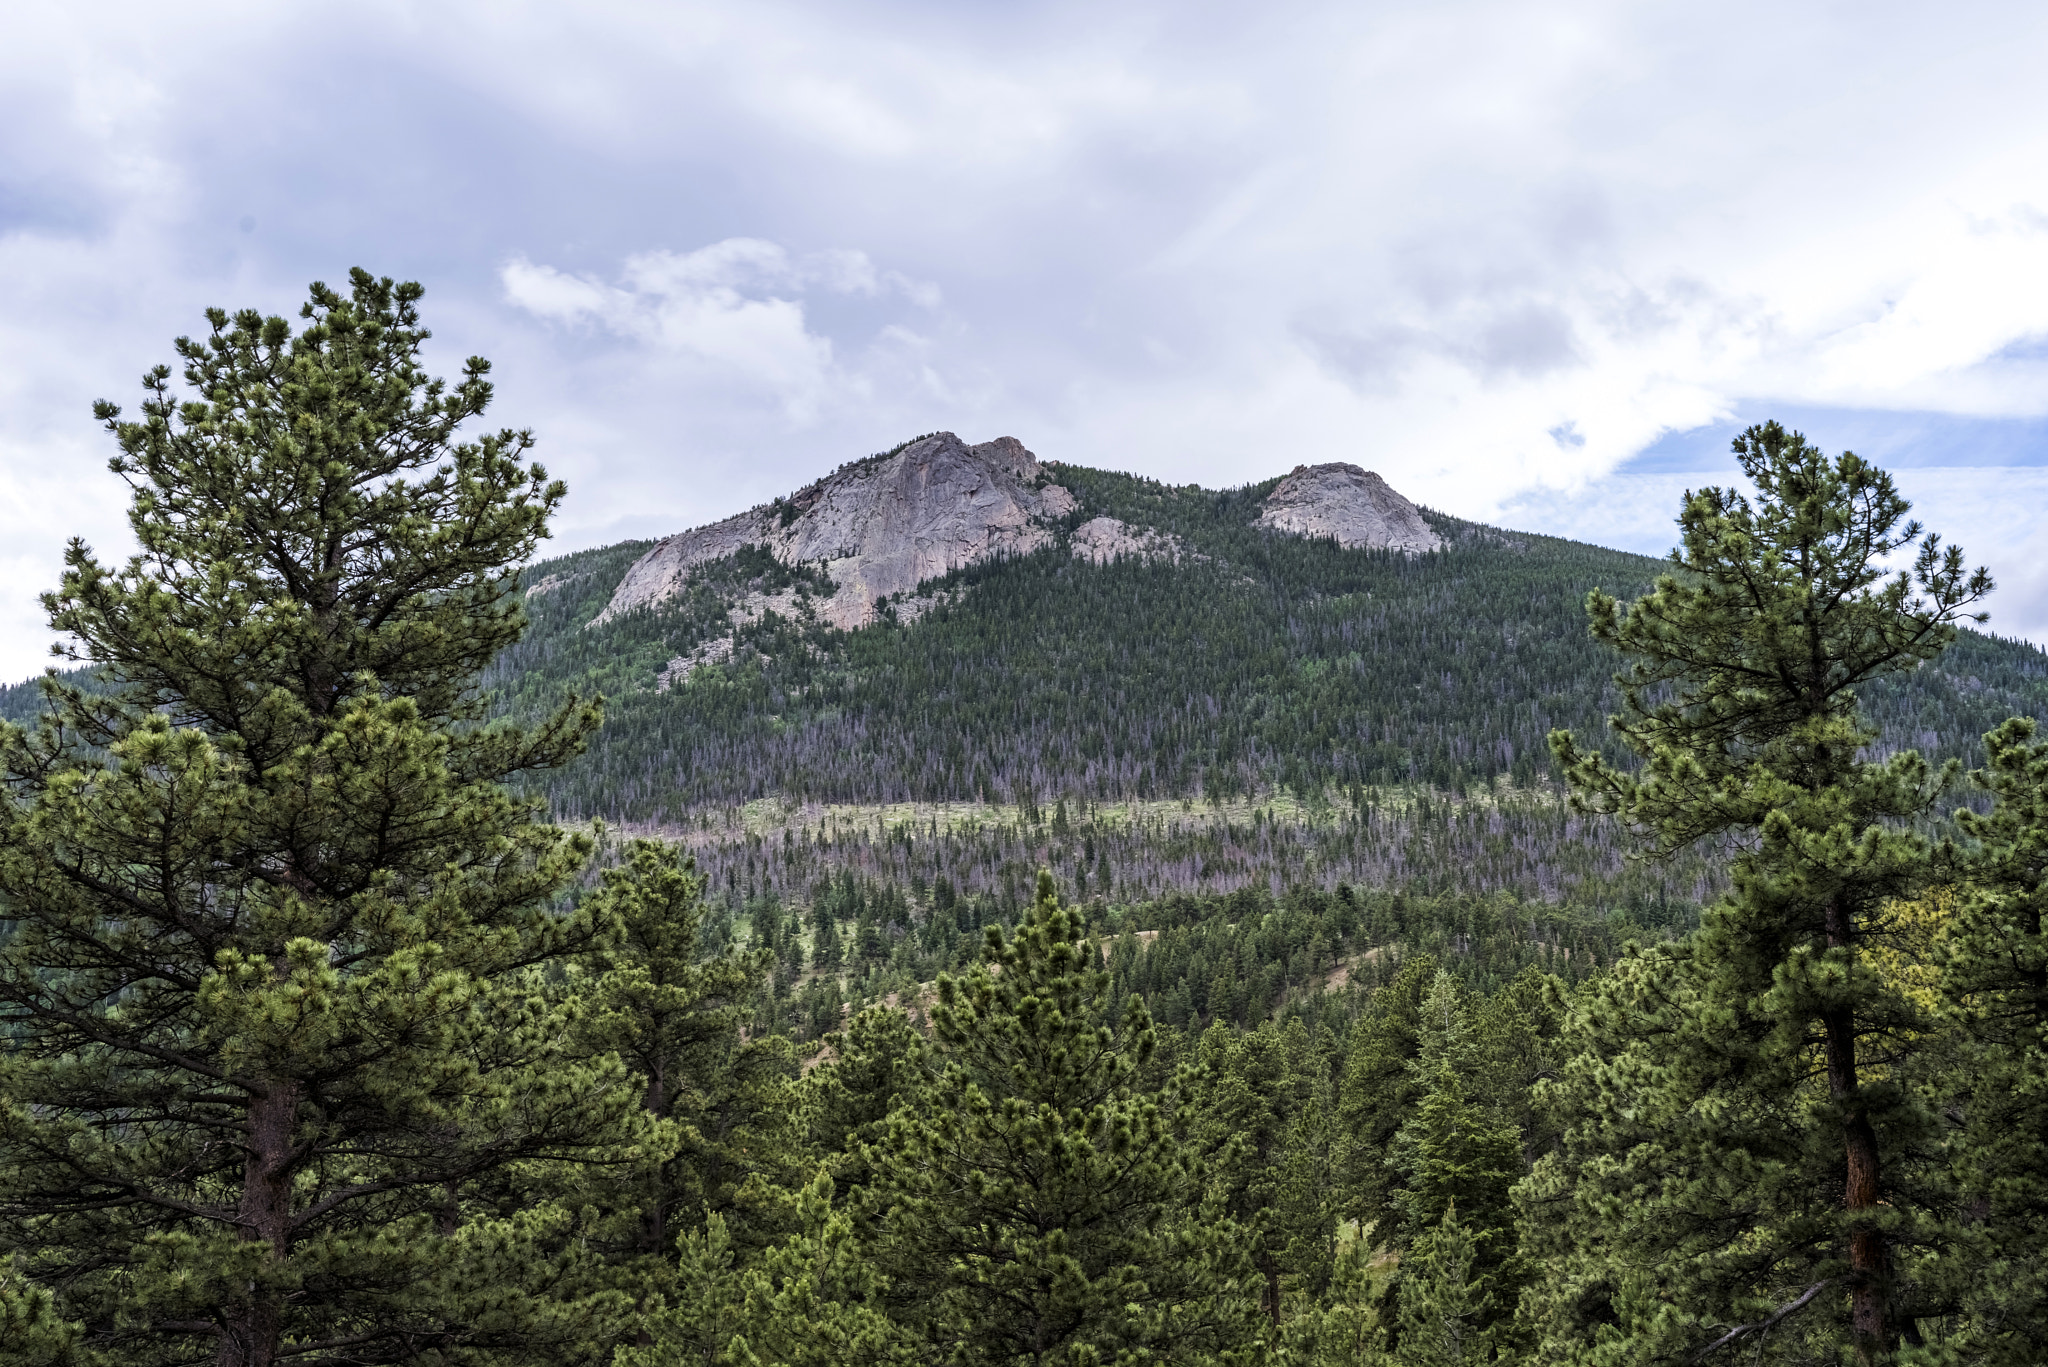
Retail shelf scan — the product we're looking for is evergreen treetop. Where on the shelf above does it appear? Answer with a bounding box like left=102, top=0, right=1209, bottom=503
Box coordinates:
left=868, top=871, right=1267, bottom=1365
left=0, top=271, right=644, bottom=1367
left=1537, top=422, right=1992, bottom=1365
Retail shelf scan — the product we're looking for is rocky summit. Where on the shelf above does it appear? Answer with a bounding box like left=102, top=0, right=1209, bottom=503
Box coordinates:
left=1254, top=462, right=1442, bottom=553
left=599, top=433, right=1078, bottom=629
left=598, top=441, right=1442, bottom=645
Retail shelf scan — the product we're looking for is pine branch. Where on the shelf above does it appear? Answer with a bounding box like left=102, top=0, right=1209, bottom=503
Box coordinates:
left=1683, top=1280, right=1831, bottom=1364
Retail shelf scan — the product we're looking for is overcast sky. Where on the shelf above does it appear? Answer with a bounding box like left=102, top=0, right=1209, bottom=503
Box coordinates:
left=4, top=0, right=2048, bottom=679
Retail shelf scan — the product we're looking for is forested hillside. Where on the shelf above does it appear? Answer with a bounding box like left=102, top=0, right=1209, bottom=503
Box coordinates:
left=12, top=275, right=2048, bottom=1366
left=484, top=464, right=2048, bottom=824
left=13, top=457, right=2042, bottom=927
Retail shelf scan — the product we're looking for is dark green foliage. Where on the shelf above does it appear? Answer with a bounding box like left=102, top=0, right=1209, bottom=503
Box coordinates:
left=566, top=838, right=791, bottom=1293
left=1934, top=718, right=2048, bottom=1362
left=1534, top=422, right=1992, bottom=1364
left=0, top=272, right=651, bottom=1367
left=1393, top=1204, right=1493, bottom=1367
left=737, top=868, right=1643, bottom=1052
left=864, top=872, right=1269, bottom=1365
left=1386, top=971, right=1527, bottom=1332
left=1184, top=1018, right=1348, bottom=1324
left=1336, top=955, right=1441, bottom=1234
left=0, top=1258, right=79, bottom=1366
left=628, top=1171, right=910, bottom=1367
left=805, top=1004, right=931, bottom=1209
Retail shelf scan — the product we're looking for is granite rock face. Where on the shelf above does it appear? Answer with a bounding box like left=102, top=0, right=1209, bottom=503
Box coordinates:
left=599, top=433, right=1077, bottom=629
left=1069, top=516, right=1185, bottom=565
left=1255, top=463, right=1441, bottom=553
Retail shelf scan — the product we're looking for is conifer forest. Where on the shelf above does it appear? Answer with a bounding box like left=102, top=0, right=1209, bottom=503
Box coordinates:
left=5, top=272, right=2048, bottom=1367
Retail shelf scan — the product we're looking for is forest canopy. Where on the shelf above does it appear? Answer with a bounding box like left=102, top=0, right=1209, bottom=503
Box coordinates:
left=0, top=275, right=2044, bottom=1367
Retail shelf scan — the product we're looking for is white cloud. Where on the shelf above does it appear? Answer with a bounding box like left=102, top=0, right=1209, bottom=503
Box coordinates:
left=5, top=0, right=2048, bottom=676
left=500, top=241, right=941, bottom=421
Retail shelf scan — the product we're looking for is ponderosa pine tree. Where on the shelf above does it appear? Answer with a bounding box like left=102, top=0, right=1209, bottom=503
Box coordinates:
left=1533, top=422, right=1991, bottom=1364
left=1336, top=955, right=1440, bottom=1237
left=1934, top=718, right=2048, bottom=1361
left=1185, top=1019, right=1320, bottom=1325
left=867, top=872, right=1269, bottom=1365
left=0, top=1258, right=80, bottom=1367
left=1393, top=1204, right=1490, bottom=1367
left=627, top=1171, right=912, bottom=1367
left=564, top=838, right=790, bottom=1316
left=805, top=1003, right=931, bottom=1210
left=0, top=272, right=656, bottom=1366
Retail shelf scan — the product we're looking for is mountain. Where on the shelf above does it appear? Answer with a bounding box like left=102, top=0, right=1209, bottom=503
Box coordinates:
left=471, top=435, right=2048, bottom=920
left=8, top=433, right=2042, bottom=922
left=583, top=434, right=1438, bottom=681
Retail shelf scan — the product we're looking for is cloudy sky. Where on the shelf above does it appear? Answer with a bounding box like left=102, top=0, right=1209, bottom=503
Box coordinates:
left=4, top=0, right=2048, bottom=679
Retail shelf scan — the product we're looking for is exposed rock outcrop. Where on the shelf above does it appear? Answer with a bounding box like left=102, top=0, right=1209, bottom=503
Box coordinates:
left=1069, top=516, right=1185, bottom=565
left=1255, top=463, right=1441, bottom=553
left=599, top=433, right=1077, bottom=629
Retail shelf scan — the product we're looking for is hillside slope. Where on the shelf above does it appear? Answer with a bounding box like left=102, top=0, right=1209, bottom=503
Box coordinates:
left=10, top=442, right=2042, bottom=921
left=484, top=455, right=2048, bottom=830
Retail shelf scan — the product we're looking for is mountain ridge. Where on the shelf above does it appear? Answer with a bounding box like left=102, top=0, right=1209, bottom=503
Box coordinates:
left=596, top=434, right=1443, bottom=645
left=598, top=433, right=1078, bottom=630
left=7, top=438, right=2043, bottom=918
left=473, top=446, right=2047, bottom=840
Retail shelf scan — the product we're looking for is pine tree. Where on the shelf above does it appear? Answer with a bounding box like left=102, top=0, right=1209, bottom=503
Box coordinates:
left=0, top=272, right=653, bottom=1366
left=567, top=838, right=788, bottom=1291
left=0, top=1258, right=80, bottom=1366
left=1536, top=422, right=1991, bottom=1364
left=1936, top=717, right=2048, bottom=1360
left=804, top=1004, right=931, bottom=1210
left=1282, top=1218, right=1396, bottom=1367
left=867, top=871, right=1268, bottom=1365
left=1466, top=967, right=1566, bottom=1161
left=626, top=1172, right=911, bottom=1367
left=1393, top=1203, right=1490, bottom=1367
left=1186, top=1018, right=1346, bottom=1326
left=1336, top=955, right=1440, bottom=1235
left=1385, top=971, right=1526, bottom=1342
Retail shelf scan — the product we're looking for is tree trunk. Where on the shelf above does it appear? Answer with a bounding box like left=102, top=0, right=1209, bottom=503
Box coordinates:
left=1824, top=896, right=1888, bottom=1366
left=221, top=1080, right=300, bottom=1367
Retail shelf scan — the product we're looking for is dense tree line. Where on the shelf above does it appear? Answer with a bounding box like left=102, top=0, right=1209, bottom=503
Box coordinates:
left=635, top=785, right=1720, bottom=945
left=735, top=869, right=1660, bottom=1051
left=4, top=276, right=2048, bottom=1366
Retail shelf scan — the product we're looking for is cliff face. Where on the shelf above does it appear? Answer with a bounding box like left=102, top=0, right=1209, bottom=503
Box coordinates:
left=599, top=433, right=1077, bottom=629
left=1255, top=463, right=1441, bottom=553
left=601, top=443, right=1441, bottom=647
left=1069, top=516, right=1185, bottom=565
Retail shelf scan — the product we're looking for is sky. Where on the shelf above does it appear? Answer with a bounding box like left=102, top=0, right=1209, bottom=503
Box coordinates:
left=4, top=0, right=2048, bottom=679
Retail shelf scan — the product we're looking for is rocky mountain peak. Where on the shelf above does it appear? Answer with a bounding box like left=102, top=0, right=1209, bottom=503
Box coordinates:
left=1255, top=462, right=1441, bottom=553
left=598, top=432, right=1076, bottom=630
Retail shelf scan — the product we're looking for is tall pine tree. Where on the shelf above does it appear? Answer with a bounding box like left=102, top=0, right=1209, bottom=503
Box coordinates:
left=0, top=272, right=653, bottom=1366
left=1934, top=718, right=2048, bottom=1361
left=563, top=837, right=792, bottom=1326
left=1534, top=422, right=1990, bottom=1364
left=1385, top=971, right=1526, bottom=1350
left=867, top=872, right=1268, bottom=1365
